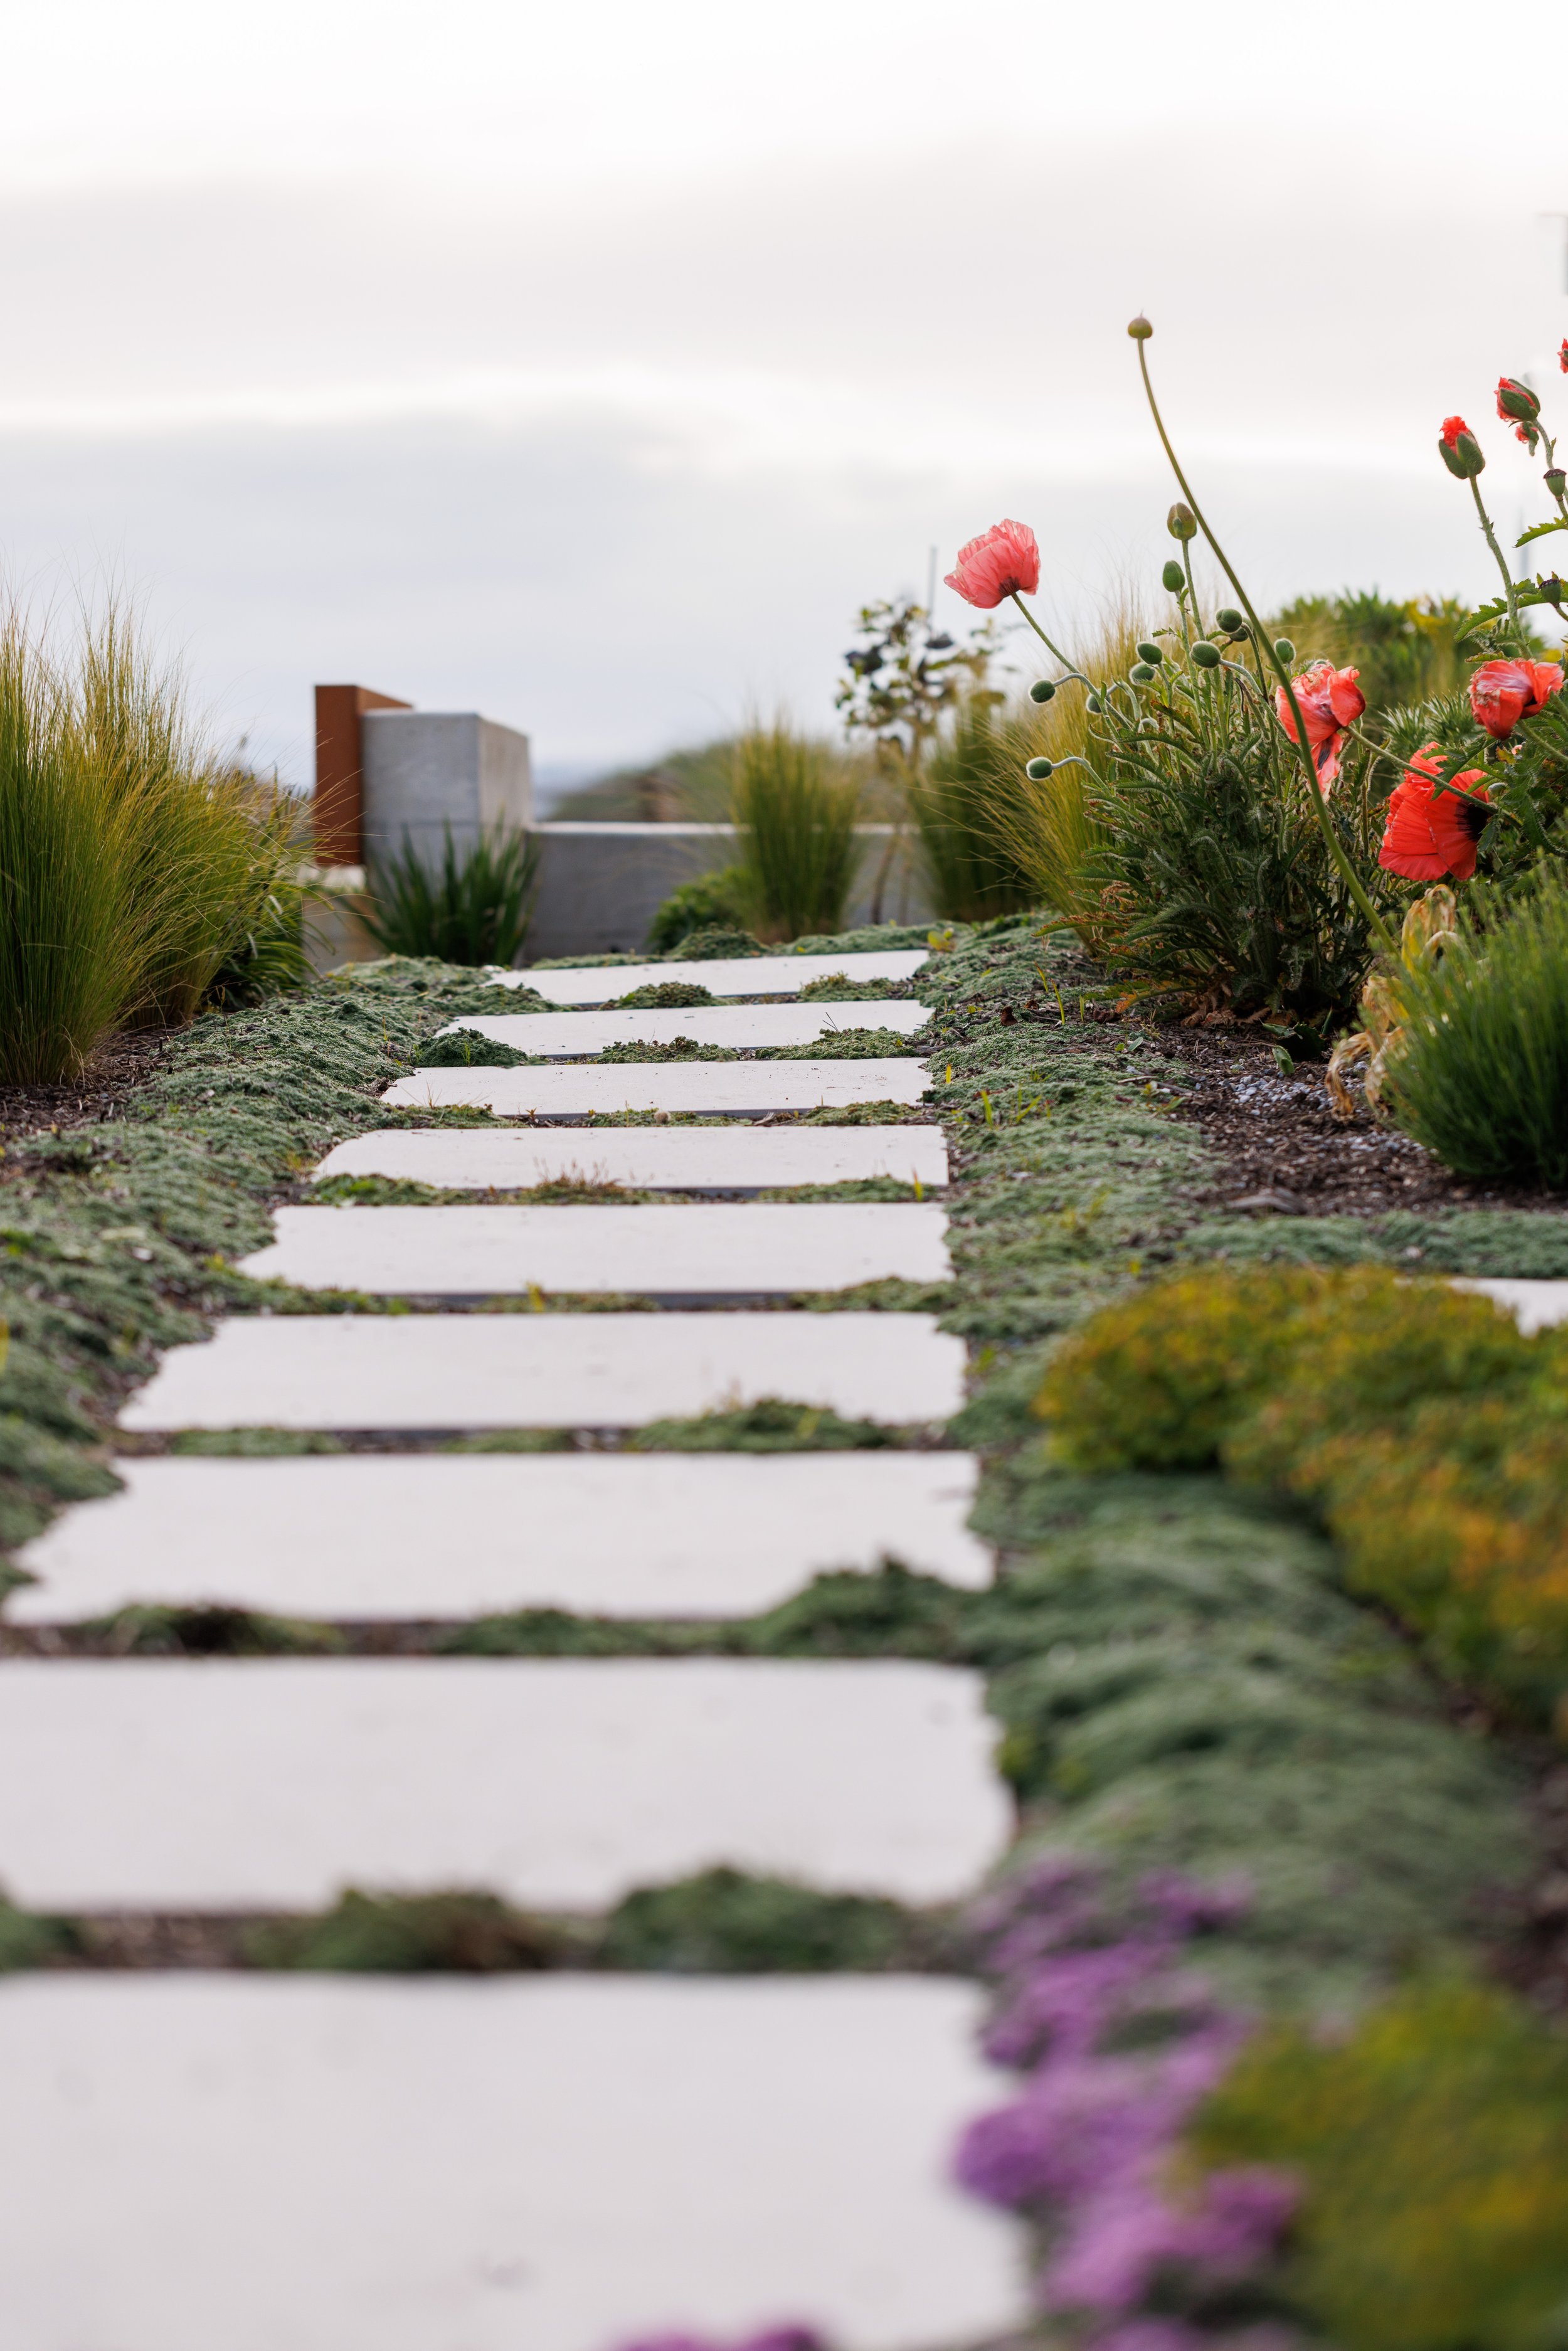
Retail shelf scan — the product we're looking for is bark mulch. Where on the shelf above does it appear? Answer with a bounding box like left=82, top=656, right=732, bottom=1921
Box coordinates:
left=0, top=1029, right=179, bottom=1152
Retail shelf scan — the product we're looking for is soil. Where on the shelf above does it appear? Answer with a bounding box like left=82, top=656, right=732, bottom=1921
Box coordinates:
left=0, top=1029, right=179, bottom=1149
left=1155, top=1025, right=1568, bottom=1221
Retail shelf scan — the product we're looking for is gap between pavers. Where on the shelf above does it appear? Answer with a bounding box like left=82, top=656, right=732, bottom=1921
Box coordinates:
left=313, top=1123, right=950, bottom=1192
left=10, top=1452, right=990, bottom=1623
left=237, top=1202, right=953, bottom=1298
left=0, top=1659, right=1014, bottom=1909
left=498, top=947, right=931, bottom=1004
left=0, top=1975, right=1025, bottom=2351
left=443, top=1002, right=930, bottom=1055
left=381, top=1058, right=930, bottom=1117
left=120, top=1313, right=969, bottom=1431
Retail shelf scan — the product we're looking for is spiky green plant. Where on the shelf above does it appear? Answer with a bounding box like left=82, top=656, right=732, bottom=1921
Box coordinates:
left=361, top=822, right=539, bottom=966
left=729, top=725, right=861, bottom=942
left=906, top=694, right=1035, bottom=920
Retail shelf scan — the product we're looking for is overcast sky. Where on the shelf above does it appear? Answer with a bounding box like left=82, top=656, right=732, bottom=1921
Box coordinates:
left=3, top=0, right=1565, bottom=792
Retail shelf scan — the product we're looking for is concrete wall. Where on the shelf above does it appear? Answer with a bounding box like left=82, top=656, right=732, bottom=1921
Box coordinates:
left=361, top=712, right=533, bottom=870
left=525, top=824, right=936, bottom=961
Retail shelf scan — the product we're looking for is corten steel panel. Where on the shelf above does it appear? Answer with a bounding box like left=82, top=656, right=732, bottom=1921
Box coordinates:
left=313, top=684, right=411, bottom=866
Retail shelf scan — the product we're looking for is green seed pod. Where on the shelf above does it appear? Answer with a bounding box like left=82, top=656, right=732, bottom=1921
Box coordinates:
left=1190, top=641, right=1222, bottom=670
left=1024, top=756, right=1054, bottom=781
left=1129, top=662, right=1155, bottom=686
left=1273, top=637, right=1296, bottom=666
left=1127, top=314, right=1153, bottom=341
left=1029, top=677, right=1056, bottom=704
left=1215, top=606, right=1244, bottom=634
left=1135, top=640, right=1162, bottom=666
left=1086, top=693, right=1102, bottom=714
left=1161, top=560, right=1185, bottom=593
left=1167, top=502, right=1197, bottom=541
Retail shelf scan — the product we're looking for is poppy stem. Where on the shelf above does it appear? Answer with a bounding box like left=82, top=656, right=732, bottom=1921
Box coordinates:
left=1468, top=475, right=1519, bottom=631
left=1133, top=336, right=1398, bottom=958
left=1009, top=593, right=1076, bottom=674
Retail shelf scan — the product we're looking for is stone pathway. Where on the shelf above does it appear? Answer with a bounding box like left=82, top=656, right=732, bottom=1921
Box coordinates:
left=4, top=945, right=1029, bottom=2348
left=381, top=1056, right=931, bottom=1116
left=443, top=1000, right=930, bottom=1053
left=314, top=1122, right=949, bottom=1189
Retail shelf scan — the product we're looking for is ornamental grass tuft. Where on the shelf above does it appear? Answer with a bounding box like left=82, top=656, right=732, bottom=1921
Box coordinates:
left=362, top=821, right=539, bottom=967
left=729, top=725, right=862, bottom=942
left=1382, top=880, right=1568, bottom=1187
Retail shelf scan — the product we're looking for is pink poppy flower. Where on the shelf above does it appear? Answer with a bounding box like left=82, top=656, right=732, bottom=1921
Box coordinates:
left=945, top=519, right=1041, bottom=609
left=1379, top=743, right=1490, bottom=881
left=1468, top=657, right=1564, bottom=740
left=1273, top=661, right=1365, bottom=794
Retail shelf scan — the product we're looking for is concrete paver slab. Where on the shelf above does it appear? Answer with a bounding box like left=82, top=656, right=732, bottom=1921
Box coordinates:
left=11, top=1451, right=990, bottom=1622
left=0, top=1974, right=1025, bottom=2351
left=445, top=1002, right=929, bottom=1054
left=1458, top=1276, right=1568, bottom=1334
left=238, top=1202, right=953, bottom=1297
left=381, top=1059, right=930, bottom=1116
left=500, top=948, right=931, bottom=1004
left=0, top=1658, right=1013, bottom=1909
left=313, top=1123, right=948, bottom=1191
left=119, top=1313, right=969, bottom=1431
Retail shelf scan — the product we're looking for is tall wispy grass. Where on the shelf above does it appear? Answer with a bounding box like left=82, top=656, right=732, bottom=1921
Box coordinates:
left=1388, top=881, right=1568, bottom=1186
left=0, top=604, right=310, bottom=1084
left=362, top=822, right=539, bottom=966
left=730, top=726, right=862, bottom=942
left=905, top=694, right=1036, bottom=922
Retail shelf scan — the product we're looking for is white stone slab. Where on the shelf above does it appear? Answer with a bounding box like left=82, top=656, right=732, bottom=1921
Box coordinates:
left=0, top=1975, right=1025, bottom=2351
left=445, top=1001, right=929, bottom=1055
left=238, top=1203, right=953, bottom=1297
left=314, top=1124, right=950, bottom=1192
left=501, top=948, right=930, bottom=1004
left=0, top=1659, right=1012, bottom=1909
left=1456, top=1276, right=1568, bottom=1335
left=120, top=1313, right=968, bottom=1432
left=381, top=1058, right=930, bottom=1116
left=9, top=1453, right=989, bottom=1624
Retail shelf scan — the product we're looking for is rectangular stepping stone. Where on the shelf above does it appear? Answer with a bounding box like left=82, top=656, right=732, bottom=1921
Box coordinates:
left=1456, top=1276, right=1568, bottom=1335
left=314, top=1123, right=950, bottom=1192
left=0, top=1659, right=1012, bottom=1909
left=0, top=1976, right=1025, bottom=2351
left=120, top=1312, right=969, bottom=1431
left=10, top=1453, right=990, bottom=1624
left=501, top=946, right=930, bottom=1004
left=381, top=1058, right=930, bottom=1116
left=238, top=1203, right=953, bottom=1297
left=444, top=1001, right=929, bottom=1054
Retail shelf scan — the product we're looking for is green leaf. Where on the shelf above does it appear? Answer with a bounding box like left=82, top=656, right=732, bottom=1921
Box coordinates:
left=1515, top=517, right=1568, bottom=549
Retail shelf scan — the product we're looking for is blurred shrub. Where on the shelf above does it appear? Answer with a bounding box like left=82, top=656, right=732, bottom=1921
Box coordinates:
left=362, top=822, right=538, bottom=965
left=1382, top=880, right=1568, bottom=1187
left=906, top=694, right=1036, bottom=921
left=1270, top=590, right=1473, bottom=718
left=1038, top=1268, right=1568, bottom=1721
left=645, top=864, right=751, bottom=952
left=1189, top=1976, right=1568, bottom=2351
left=730, top=726, right=862, bottom=942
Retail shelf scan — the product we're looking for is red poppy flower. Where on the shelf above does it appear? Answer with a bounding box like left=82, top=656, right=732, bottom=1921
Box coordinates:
left=1496, top=376, right=1541, bottom=428
left=945, top=519, right=1041, bottom=609
left=1273, top=661, right=1365, bottom=794
left=1379, top=743, right=1491, bottom=881
left=1439, top=415, right=1485, bottom=478
left=1560, top=338, right=1568, bottom=375
left=1468, top=657, right=1564, bottom=740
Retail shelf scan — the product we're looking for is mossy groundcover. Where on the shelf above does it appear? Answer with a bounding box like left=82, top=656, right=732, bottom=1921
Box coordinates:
left=0, top=918, right=1558, bottom=2022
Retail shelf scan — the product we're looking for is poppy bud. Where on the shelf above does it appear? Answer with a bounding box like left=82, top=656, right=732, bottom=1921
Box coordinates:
left=1542, top=576, right=1566, bottom=608
left=1191, top=641, right=1222, bottom=669
left=1086, top=693, right=1102, bottom=714
left=1439, top=417, right=1485, bottom=479
left=1130, top=662, right=1155, bottom=686
left=1273, top=638, right=1296, bottom=666
left=1561, top=339, right=1568, bottom=376
left=1127, top=315, right=1153, bottom=341
left=1029, top=677, right=1056, bottom=703
left=1548, top=470, right=1566, bottom=500
left=1025, top=756, right=1054, bottom=780
left=1161, top=560, right=1185, bottom=593
left=1496, top=376, right=1540, bottom=427
left=1136, top=640, right=1163, bottom=665
left=1215, top=607, right=1244, bottom=634
left=1167, top=503, right=1197, bottom=541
